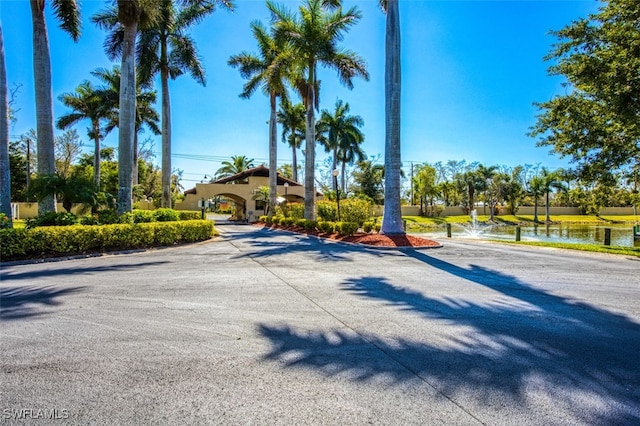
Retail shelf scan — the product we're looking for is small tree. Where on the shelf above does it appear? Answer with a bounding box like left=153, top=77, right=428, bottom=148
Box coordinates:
left=29, top=173, right=97, bottom=213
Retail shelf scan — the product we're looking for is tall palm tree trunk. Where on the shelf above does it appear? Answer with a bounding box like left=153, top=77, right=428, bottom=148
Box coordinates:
left=533, top=198, right=539, bottom=223
left=117, top=18, right=137, bottom=215
left=0, top=25, right=12, bottom=226
left=91, top=119, right=101, bottom=189
left=381, top=0, right=404, bottom=235
left=304, top=64, right=316, bottom=220
left=292, top=143, right=298, bottom=182
left=331, top=148, right=338, bottom=191
left=133, top=131, right=139, bottom=186
left=269, top=93, right=278, bottom=215
left=161, top=67, right=172, bottom=208
left=545, top=190, right=551, bottom=223
left=31, top=0, right=56, bottom=214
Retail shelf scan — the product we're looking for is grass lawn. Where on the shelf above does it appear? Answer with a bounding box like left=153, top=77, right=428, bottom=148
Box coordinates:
left=498, top=241, right=640, bottom=258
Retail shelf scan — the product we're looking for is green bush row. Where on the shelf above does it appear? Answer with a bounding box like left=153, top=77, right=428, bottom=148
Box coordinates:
left=258, top=216, right=359, bottom=236
left=0, top=220, right=214, bottom=261
left=24, top=209, right=202, bottom=228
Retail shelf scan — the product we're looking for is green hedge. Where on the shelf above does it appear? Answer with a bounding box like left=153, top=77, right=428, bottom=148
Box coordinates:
left=0, top=220, right=215, bottom=261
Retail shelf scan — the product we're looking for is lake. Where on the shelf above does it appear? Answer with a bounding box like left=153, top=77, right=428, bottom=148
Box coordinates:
left=418, top=223, right=640, bottom=247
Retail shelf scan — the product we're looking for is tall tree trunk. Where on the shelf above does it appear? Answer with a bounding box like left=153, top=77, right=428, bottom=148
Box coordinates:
left=92, top=119, right=101, bottom=189
left=381, top=0, right=404, bottom=235
left=341, top=160, right=346, bottom=193
left=133, top=131, right=139, bottom=186
left=304, top=63, right=316, bottom=220
left=117, top=19, right=137, bottom=215
left=291, top=142, right=298, bottom=182
left=545, top=190, right=551, bottom=223
left=533, top=197, right=539, bottom=223
left=0, top=25, right=12, bottom=226
left=31, top=0, right=56, bottom=214
left=161, top=67, right=172, bottom=208
left=331, top=147, right=338, bottom=192
left=268, top=92, right=278, bottom=216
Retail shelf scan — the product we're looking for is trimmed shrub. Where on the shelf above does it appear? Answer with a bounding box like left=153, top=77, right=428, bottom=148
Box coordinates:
left=335, top=221, right=358, bottom=236
left=79, top=215, right=100, bottom=226
left=362, top=221, right=374, bottom=233
left=0, top=228, right=29, bottom=256
left=303, top=220, right=318, bottom=231
left=340, top=199, right=373, bottom=226
left=132, top=210, right=156, bottom=223
left=318, top=221, right=335, bottom=234
left=296, top=218, right=307, bottom=228
left=25, top=212, right=79, bottom=228
left=154, top=208, right=180, bottom=222
left=287, top=203, right=305, bottom=220
left=0, top=213, right=10, bottom=229
left=317, top=200, right=338, bottom=222
left=96, top=209, right=121, bottom=225
left=280, top=217, right=295, bottom=227
left=0, top=220, right=215, bottom=261
left=178, top=211, right=200, bottom=221
left=259, top=215, right=269, bottom=223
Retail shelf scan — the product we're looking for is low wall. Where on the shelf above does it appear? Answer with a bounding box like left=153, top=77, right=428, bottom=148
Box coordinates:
left=10, top=200, right=154, bottom=219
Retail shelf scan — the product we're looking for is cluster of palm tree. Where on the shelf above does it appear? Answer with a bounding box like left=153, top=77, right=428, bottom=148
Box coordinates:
left=1, top=0, right=404, bottom=233
left=411, top=161, right=569, bottom=223
left=228, top=0, right=370, bottom=221
left=56, top=66, right=161, bottom=191
left=1, top=0, right=235, bottom=221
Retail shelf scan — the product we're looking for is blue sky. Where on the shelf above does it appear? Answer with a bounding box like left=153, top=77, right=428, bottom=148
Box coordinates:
left=2, top=0, right=599, bottom=185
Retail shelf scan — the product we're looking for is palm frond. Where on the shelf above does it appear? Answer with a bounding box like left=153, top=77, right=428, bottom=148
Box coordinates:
left=52, top=0, right=81, bottom=41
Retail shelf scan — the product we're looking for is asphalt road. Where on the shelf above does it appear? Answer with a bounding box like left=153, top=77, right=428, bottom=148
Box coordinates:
left=1, top=224, right=639, bottom=425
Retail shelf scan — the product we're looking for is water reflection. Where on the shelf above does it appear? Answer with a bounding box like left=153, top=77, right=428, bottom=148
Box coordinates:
left=425, top=223, right=640, bottom=247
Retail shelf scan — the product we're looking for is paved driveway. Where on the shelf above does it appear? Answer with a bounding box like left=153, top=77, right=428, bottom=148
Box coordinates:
left=1, top=224, right=639, bottom=425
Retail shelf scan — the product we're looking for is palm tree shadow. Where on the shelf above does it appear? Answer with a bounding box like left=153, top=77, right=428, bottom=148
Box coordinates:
left=229, top=227, right=382, bottom=262
left=258, top=251, right=640, bottom=424
left=1, top=285, right=85, bottom=320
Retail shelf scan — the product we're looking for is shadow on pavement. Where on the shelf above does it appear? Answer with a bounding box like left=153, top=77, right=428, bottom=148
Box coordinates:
left=258, top=250, right=640, bottom=424
left=0, top=261, right=169, bottom=282
left=0, top=285, right=85, bottom=321
left=225, top=226, right=391, bottom=262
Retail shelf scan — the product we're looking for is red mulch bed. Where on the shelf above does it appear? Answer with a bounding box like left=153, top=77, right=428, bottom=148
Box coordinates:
left=256, top=224, right=441, bottom=248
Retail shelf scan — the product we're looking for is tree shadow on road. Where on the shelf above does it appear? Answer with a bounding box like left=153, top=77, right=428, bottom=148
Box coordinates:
left=0, top=261, right=169, bottom=282
left=228, top=227, right=389, bottom=262
left=0, top=285, right=85, bottom=320
left=258, top=250, right=640, bottom=424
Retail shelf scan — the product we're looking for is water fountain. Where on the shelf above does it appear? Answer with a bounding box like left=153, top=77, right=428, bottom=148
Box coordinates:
left=454, top=209, right=502, bottom=238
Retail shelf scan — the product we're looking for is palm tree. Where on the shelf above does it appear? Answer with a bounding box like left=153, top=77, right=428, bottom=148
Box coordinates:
left=539, top=167, right=566, bottom=223
left=215, top=155, right=255, bottom=179
left=380, top=0, right=403, bottom=235
left=269, top=0, right=369, bottom=220
left=0, top=25, right=12, bottom=226
left=277, top=97, right=305, bottom=183
left=28, top=173, right=97, bottom=213
left=320, top=99, right=365, bottom=193
left=229, top=18, right=290, bottom=216
left=476, top=164, right=498, bottom=215
left=94, top=2, right=158, bottom=214
left=30, top=0, right=81, bottom=214
left=528, top=175, right=545, bottom=223
left=57, top=81, right=109, bottom=189
left=134, top=0, right=234, bottom=208
left=92, top=66, right=161, bottom=186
